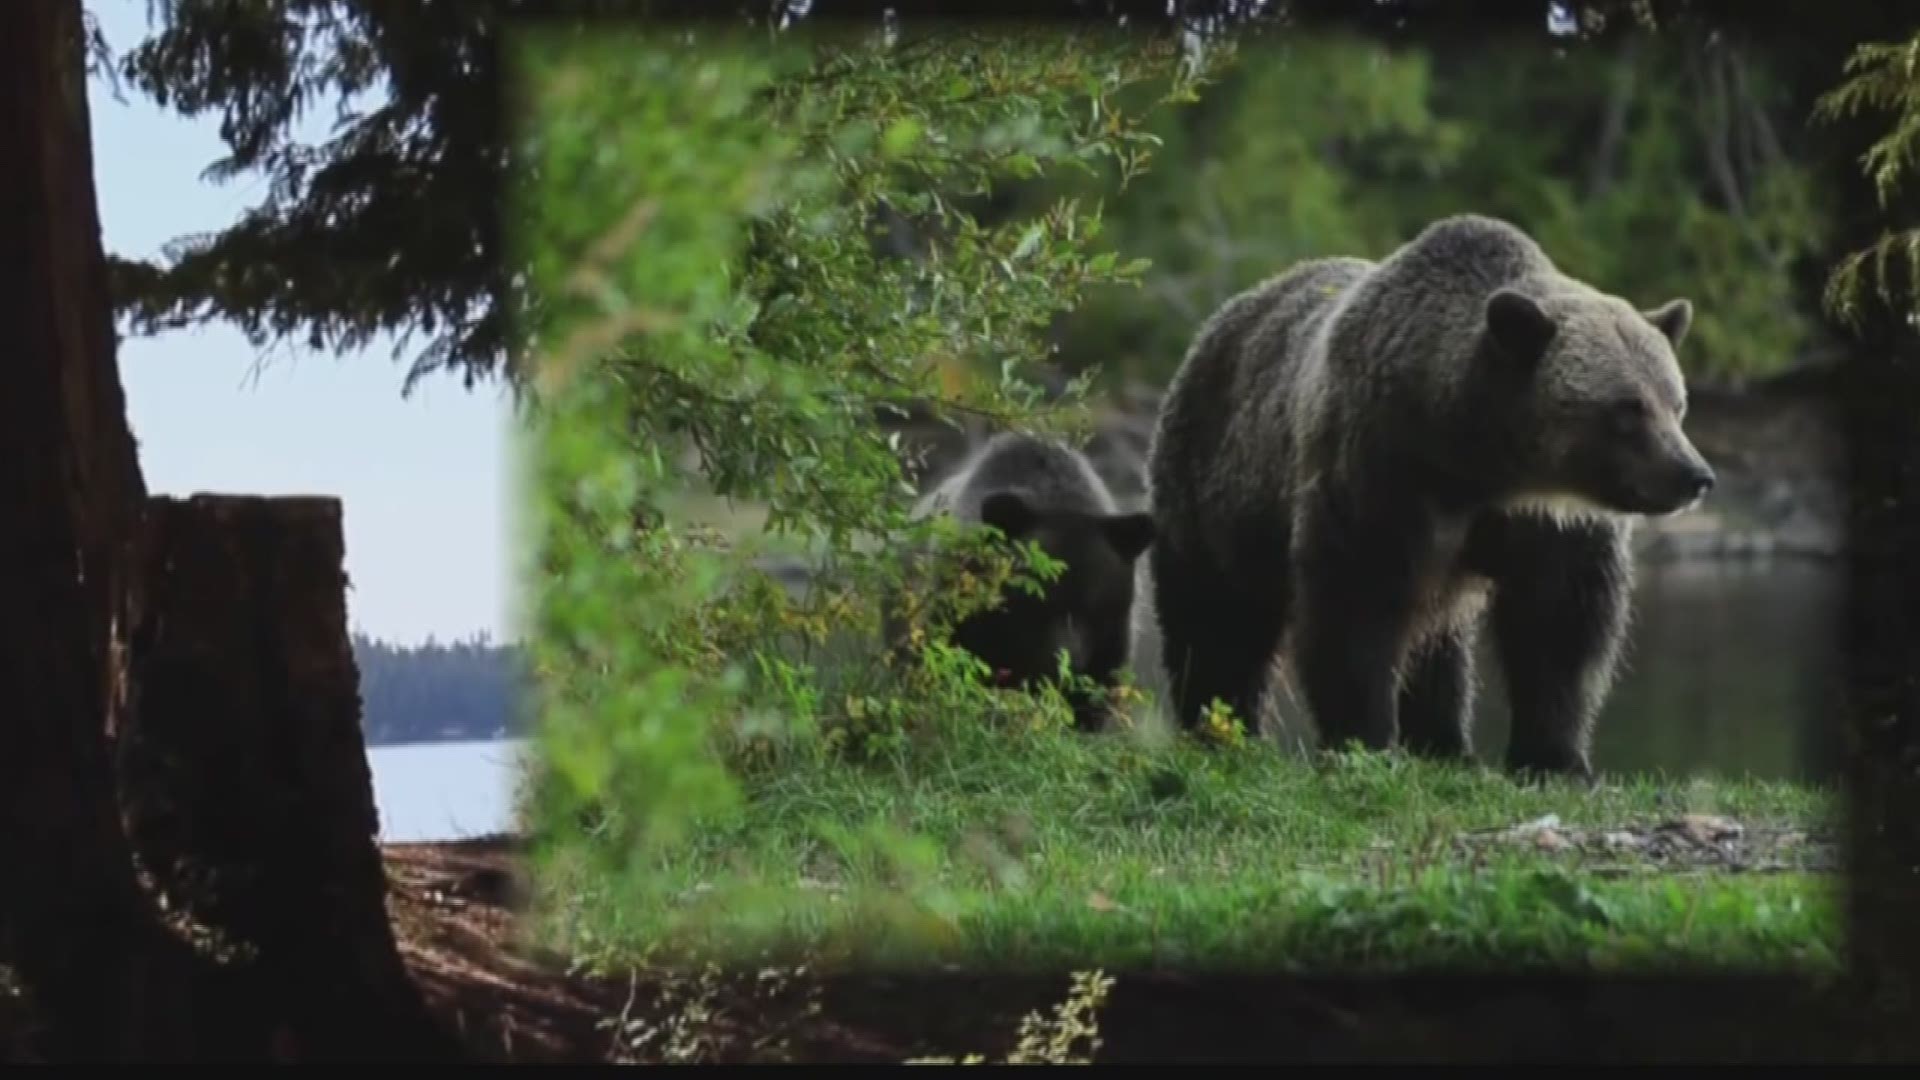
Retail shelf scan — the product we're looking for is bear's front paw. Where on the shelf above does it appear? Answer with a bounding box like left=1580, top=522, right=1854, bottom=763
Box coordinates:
left=1506, top=747, right=1595, bottom=787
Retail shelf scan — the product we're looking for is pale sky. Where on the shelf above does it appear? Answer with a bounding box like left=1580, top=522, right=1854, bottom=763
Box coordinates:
left=85, top=1, right=516, bottom=647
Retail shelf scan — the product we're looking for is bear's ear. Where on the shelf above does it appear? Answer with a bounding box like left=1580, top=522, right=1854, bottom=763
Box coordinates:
left=1485, top=289, right=1558, bottom=367
left=980, top=492, right=1038, bottom=539
left=1100, top=511, right=1156, bottom=562
left=1642, top=298, right=1693, bottom=349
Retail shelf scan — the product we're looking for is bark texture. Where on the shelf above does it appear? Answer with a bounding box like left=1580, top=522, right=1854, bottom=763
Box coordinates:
left=121, top=495, right=448, bottom=1059
left=0, top=0, right=200, bottom=1060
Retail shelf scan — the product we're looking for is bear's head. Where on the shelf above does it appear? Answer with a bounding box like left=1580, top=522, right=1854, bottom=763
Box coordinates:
left=949, top=490, right=1156, bottom=701
left=1481, top=288, right=1716, bottom=521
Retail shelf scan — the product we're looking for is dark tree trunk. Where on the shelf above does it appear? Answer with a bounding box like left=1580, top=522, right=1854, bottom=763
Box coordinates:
left=119, top=495, right=451, bottom=1061
left=0, top=0, right=206, bottom=1060
left=0, top=2, right=450, bottom=1062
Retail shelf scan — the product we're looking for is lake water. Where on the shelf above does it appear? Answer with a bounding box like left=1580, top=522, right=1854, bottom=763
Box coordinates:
left=367, top=558, right=1844, bottom=841
left=367, top=737, right=528, bottom=842
left=1475, top=558, right=1846, bottom=786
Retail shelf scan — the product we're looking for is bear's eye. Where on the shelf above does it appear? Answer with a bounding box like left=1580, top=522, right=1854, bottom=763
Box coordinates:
left=1608, top=398, right=1648, bottom=429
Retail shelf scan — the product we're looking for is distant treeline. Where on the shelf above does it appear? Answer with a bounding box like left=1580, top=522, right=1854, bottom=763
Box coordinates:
left=352, top=632, right=526, bottom=746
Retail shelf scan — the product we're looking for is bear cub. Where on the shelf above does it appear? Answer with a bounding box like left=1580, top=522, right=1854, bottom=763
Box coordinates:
left=899, top=431, right=1156, bottom=731
left=1145, top=213, right=1715, bottom=779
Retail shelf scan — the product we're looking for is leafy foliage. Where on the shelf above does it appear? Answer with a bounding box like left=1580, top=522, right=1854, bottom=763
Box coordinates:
left=106, top=0, right=526, bottom=392
left=1017, top=32, right=1831, bottom=387
left=1814, top=33, right=1920, bottom=333
left=95, top=0, right=1240, bottom=395
left=101, top=1, right=1863, bottom=396
left=909, top=970, right=1116, bottom=1064
left=512, top=23, right=1221, bottom=936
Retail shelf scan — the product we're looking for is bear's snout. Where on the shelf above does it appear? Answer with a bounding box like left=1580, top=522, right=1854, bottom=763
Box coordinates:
left=1684, top=462, right=1716, bottom=501
left=1642, top=434, right=1716, bottom=515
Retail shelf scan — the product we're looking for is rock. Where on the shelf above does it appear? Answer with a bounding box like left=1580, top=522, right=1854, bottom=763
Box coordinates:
left=1505, top=814, right=1562, bottom=836
left=1531, top=829, right=1573, bottom=852
left=1463, top=814, right=1572, bottom=851
left=1664, top=814, right=1744, bottom=845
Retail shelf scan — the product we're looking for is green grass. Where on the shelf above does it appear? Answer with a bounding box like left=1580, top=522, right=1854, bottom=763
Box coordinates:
left=527, top=712, right=1842, bottom=979
left=535, top=489, right=1838, bottom=981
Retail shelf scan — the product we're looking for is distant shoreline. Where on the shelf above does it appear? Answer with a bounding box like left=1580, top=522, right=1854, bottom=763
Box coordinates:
left=366, top=732, right=525, bottom=750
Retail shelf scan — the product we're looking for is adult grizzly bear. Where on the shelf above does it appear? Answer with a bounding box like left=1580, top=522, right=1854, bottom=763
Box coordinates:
left=1145, top=214, right=1715, bottom=779
left=901, top=431, right=1156, bottom=731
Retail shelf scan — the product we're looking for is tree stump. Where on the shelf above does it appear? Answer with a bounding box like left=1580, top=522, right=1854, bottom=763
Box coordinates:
left=119, top=494, right=448, bottom=1060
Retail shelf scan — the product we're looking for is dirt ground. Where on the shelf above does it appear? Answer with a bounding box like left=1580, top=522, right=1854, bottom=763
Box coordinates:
left=0, top=837, right=984, bottom=1064
left=379, top=837, right=628, bottom=1062
left=380, top=837, right=931, bottom=1063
